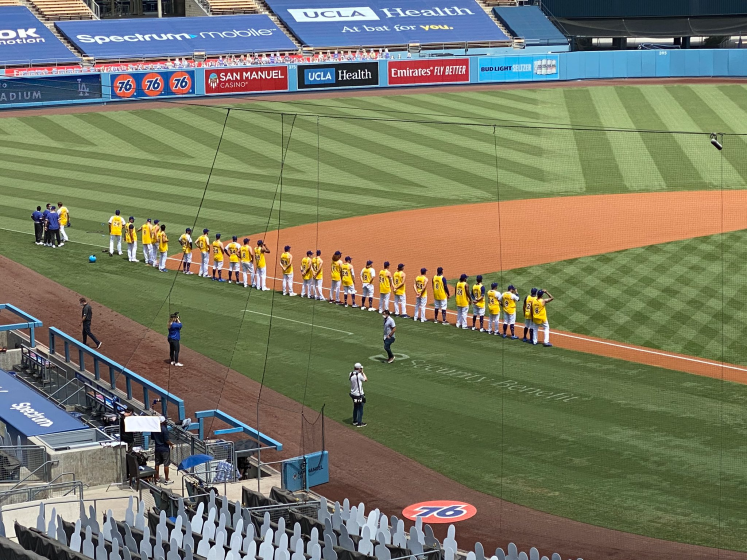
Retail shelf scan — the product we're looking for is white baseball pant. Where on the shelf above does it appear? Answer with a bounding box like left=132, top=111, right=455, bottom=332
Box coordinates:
left=415, top=296, right=427, bottom=321
left=109, top=235, right=122, bottom=255
left=378, top=292, right=390, bottom=313
left=283, top=273, right=294, bottom=294
left=532, top=321, right=550, bottom=344
left=159, top=251, right=168, bottom=270
left=314, top=279, right=325, bottom=300
left=241, top=262, right=254, bottom=287
left=394, top=294, right=406, bottom=315
left=127, top=242, right=136, bottom=261
left=60, top=225, right=68, bottom=242
left=330, top=280, right=341, bottom=301
left=456, top=306, right=469, bottom=328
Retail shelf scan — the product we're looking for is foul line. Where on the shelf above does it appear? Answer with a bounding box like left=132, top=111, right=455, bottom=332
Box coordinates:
left=4, top=227, right=745, bottom=373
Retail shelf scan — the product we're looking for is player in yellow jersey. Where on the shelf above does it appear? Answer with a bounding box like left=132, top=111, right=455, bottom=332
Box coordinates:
left=108, top=209, right=124, bottom=256
left=57, top=201, right=69, bottom=245
left=149, top=220, right=161, bottom=268
left=225, top=236, right=241, bottom=284
left=300, top=251, right=314, bottom=298
left=454, top=274, right=471, bottom=329
left=501, top=284, right=520, bottom=339
left=312, top=250, right=325, bottom=301
left=280, top=245, right=296, bottom=296
left=378, top=261, right=392, bottom=313
left=157, top=224, right=169, bottom=272
left=178, top=228, right=193, bottom=274
left=254, top=240, right=271, bottom=291
left=531, top=289, right=554, bottom=347
left=360, top=260, right=376, bottom=311
left=522, top=288, right=538, bottom=343
left=239, top=238, right=253, bottom=288
left=341, top=256, right=357, bottom=308
left=125, top=223, right=137, bottom=262
left=329, top=251, right=343, bottom=304
left=431, top=267, right=451, bottom=325
left=195, top=228, right=210, bottom=278
left=211, top=233, right=225, bottom=282
left=487, top=283, right=502, bottom=335
left=413, top=268, right=428, bottom=322
left=471, top=275, right=486, bottom=332
left=393, top=264, right=408, bottom=318
left=138, top=219, right=153, bottom=265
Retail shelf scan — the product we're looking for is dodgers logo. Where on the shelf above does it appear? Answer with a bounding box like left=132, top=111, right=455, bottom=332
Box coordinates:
left=304, top=68, right=335, bottom=84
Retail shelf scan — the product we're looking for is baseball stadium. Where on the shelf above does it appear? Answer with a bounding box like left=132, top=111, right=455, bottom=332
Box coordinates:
left=1, top=1, right=747, bottom=559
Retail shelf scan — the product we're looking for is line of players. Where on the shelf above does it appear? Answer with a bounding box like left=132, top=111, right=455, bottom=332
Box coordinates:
left=104, top=213, right=555, bottom=347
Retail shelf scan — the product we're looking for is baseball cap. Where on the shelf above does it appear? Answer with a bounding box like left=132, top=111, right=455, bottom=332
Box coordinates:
left=232, top=235, right=237, bottom=241
left=307, top=251, right=313, bottom=256
left=345, top=256, right=351, bottom=262
left=460, top=274, right=468, bottom=281
left=129, top=216, right=134, bottom=221
left=154, top=219, right=160, bottom=224
left=354, top=362, right=362, bottom=369
left=398, top=263, right=405, bottom=269
left=437, top=267, right=443, bottom=274
left=51, top=206, right=56, bottom=210
left=316, top=250, right=322, bottom=255
left=258, top=240, right=263, bottom=246
left=531, top=287, right=538, bottom=296
left=491, top=282, right=498, bottom=289
left=216, top=233, right=221, bottom=238
left=508, top=284, right=515, bottom=290
left=115, top=210, right=121, bottom=215
left=421, top=268, right=427, bottom=274
left=537, top=289, right=545, bottom=297
left=477, top=275, right=483, bottom=282
left=203, top=228, right=208, bottom=233
left=366, top=260, right=373, bottom=266
left=244, top=238, right=250, bottom=244
left=186, top=228, right=192, bottom=233
left=147, top=218, right=152, bottom=222
left=285, top=245, right=291, bottom=251
left=384, top=261, right=390, bottom=267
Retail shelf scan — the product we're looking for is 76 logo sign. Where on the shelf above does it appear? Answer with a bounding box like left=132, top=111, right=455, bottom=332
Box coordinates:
left=112, top=74, right=136, bottom=98
left=141, top=73, right=165, bottom=97
left=402, top=501, right=476, bottom=524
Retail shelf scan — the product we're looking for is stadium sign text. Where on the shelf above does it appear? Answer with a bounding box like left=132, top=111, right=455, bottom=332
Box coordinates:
left=388, top=58, right=469, bottom=85
left=205, top=66, right=289, bottom=94
left=297, top=61, right=379, bottom=89
left=0, top=28, right=43, bottom=45
left=76, top=28, right=278, bottom=45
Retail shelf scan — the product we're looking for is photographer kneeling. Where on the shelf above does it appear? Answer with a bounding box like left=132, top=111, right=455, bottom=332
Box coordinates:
left=168, top=312, right=183, bottom=367
left=349, top=363, right=367, bottom=428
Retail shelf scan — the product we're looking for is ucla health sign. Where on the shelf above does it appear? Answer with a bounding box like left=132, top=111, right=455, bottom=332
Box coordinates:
left=56, top=15, right=297, bottom=59
left=297, top=62, right=378, bottom=89
left=0, top=6, right=80, bottom=65
left=266, top=0, right=509, bottom=47
left=111, top=70, right=195, bottom=99
left=478, top=55, right=560, bottom=82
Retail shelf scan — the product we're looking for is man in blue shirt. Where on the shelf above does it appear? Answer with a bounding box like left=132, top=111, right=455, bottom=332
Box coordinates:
left=31, top=206, right=44, bottom=245
left=46, top=206, right=61, bottom=248
left=151, top=416, right=174, bottom=484
left=41, top=204, right=51, bottom=246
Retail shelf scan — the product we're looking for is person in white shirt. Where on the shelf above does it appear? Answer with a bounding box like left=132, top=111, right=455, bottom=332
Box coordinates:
left=349, top=363, right=367, bottom=428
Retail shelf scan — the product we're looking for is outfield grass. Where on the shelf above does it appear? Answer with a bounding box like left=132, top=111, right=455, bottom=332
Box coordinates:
left=3, top=84, right=747, bottom=548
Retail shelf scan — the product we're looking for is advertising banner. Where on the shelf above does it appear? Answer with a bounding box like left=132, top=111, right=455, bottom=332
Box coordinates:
left=265, top=0, right=509, bottom=47
left=111, top=70, right=195, bottom=99
left=0, top=6, right=80, bottom=66
left=297, top=61, right=378, bottom=89
left=56, top=15, right=297, bottom=59
left=477, top=55, right=560, bottom=82
left=205, top=66, right=288, bottom=95
left=388, top=58, right=469, bottom=85
left=0, top=74, right=101, bottom=106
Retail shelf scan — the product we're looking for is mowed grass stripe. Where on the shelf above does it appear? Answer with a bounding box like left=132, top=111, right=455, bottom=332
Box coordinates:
left=20, top=115, right=95, bottom=146
left=615, top=86, right=705, bottom=189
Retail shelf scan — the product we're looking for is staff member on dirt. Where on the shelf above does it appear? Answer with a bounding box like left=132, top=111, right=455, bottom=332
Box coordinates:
left=349, top=363, right=367, bottom=428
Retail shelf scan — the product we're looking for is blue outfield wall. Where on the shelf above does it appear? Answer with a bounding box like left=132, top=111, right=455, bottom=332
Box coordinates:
left=1, top=48, right=747, bottom=109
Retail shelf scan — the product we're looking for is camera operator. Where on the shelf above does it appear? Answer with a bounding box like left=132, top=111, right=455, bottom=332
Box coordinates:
left=349, top=363, right=367, bottom=428
left=168, top=312, right=183, bottom=367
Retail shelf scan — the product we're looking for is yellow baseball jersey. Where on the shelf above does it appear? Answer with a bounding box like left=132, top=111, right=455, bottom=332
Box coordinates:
left=141, top=223, right=153, bottom=244
left=361, top=267, right=375, bottom=284
left=393, top=271, right=406, bottom=296
left=415, top=275, right=428, bottom=297
left=487, top=290, right=502, bottom=315
left=379, top=270, right=391, bottom=294
left=330, top=260, right=342, bottom=282
left=312, top=257, right=323, bottom=279
left=240, top=245, right=253, bottom=263
left=149, top=224, right=159, bottom=244
left=179, top=234, right=192, bottom=254
left=339, top=262, right=352, bottom=286
left=524, top=295, right=536, bottom=319
left=196, top=234, right=209, bottom=253
left=254, top=246, right=266, bottom=268
left=432, top=275, right=447, bottom=300
left=502, top=292, right=518, bottom=314
left=109, top=215, right=124, bottom=236
left=281, top=252, right=293, bottom=275
left=125, top=227, right=136, bottom=244
left=212, top=240, right=224, bottom=262
left=472, top=283, right=485, bottom=308
left=301, top=257, right=313, bottom=280
left=58, top=206, right=69, bottom=226
left=226, top=242, right=240, bottom=263
left=158, top=231, right=168, bottom=253
left=455, top=281, right=470, bottom=307
left=532, top=298, right=548, bottom=324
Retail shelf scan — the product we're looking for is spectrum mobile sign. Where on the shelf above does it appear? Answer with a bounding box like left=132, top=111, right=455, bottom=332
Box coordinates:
left=205, top=67, right=289, bottom=95
left=388, top=58, right=469, bottom=85
left=111, top=70, right=195, bottom=99
left=265, top=0, right=509, bottom=47
left=297, top=61, right=378, bottom=89
left=55, top=15, right=296, bottom=59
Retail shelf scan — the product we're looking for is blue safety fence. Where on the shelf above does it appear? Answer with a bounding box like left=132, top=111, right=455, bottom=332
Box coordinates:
left=48, top=326, right=186, bottom=421
left=0, top=304, right=43, bottom=348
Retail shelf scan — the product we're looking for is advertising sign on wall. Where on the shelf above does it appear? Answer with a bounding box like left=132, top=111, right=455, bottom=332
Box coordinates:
left=111, top=70, right=195, bottom=99
left=205, top=66, right=289, bottom=95
left=0, top=74, right=102, bottom=106
left=296, top=61, right=378, bottom=89
left=0, top=6, right=80, bottom=65
left=477, top=55, right=560, bottom=82
left=265, top=0, right=509, bottom=47
left=388, top=58, right=469, bottom=85
left=56, top=15, right=297, bottom=59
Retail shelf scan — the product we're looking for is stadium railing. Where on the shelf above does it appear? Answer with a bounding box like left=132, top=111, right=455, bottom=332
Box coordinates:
left=0, top=303, right=43, bottom=348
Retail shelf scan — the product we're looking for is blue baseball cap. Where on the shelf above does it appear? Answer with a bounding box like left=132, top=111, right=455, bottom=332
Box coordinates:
left=203, top=228, right=209, bottom=233
left=233, top=235, right=238, bottom=241
left=215, top=233, right=221, bottom=238
left=531, top=288, right=538, bottom=296
left=285, top=245, right=291, bottom=251
left=115, top=210, right=120, bottom=215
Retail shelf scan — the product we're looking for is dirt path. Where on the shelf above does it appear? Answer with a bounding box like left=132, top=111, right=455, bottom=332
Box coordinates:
left=2, top=253, right=746, bottom=560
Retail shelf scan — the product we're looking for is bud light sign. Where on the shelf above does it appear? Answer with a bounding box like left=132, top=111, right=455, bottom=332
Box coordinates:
left=296, top=61, right=378, bottom=89
left=477, top=55, right=559, bottom=82
left=111, top=70, right=195, bottom=99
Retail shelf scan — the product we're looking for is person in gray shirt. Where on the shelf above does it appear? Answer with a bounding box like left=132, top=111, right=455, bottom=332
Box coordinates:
left=349, top=363, right=367, bottom=428
left=383, top=310, right=396, bottom=363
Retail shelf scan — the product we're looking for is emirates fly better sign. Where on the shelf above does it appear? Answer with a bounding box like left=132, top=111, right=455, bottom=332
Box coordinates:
left=265, top=0, right=509, bottom=47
